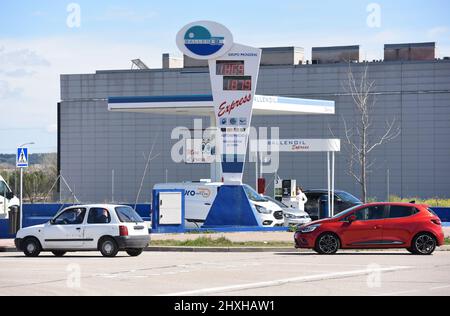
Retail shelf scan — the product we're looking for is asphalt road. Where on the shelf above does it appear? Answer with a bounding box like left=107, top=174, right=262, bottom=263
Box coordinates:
left=0, top=250, right=449, bottom=296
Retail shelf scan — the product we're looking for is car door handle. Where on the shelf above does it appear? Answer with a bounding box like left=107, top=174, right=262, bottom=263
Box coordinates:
left=76, top=228, right=81, bottom=230
left=374, top=225, right=382, bottom=230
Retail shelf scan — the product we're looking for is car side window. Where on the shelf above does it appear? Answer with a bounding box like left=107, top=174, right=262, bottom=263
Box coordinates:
left=0, top=181, right=9, bottom=198
left=54, top=208, right=86, bottom=225
left=353, top=205, right=386, bottom=221
left=88, top=208, right=111, bottom=224
left=388, top=206, right=417, bottom=219
left=305, top=194, right=320, bottom=214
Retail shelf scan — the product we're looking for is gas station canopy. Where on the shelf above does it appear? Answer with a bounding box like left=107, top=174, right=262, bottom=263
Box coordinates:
left=108, top=95, right=335, bottom=116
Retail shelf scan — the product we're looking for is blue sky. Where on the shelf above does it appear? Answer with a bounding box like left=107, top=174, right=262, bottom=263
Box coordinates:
left=0, top=0, right=449, bottom=153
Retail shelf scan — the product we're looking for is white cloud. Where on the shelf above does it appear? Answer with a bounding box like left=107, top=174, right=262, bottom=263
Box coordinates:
left=0, top=35, right=163, bottom=152
left=371, top=30, right=404, bottom=44
left=0, top=47, right=51, bottom=67
left=2, top=69, right=37, bottom=78
left=0, top=80, right=22, bottom=99
left=46, top=124, right=58, bottom=134
left=96, top=6, right=157, bottom=23
left=428, top=26, right=449, bottom=39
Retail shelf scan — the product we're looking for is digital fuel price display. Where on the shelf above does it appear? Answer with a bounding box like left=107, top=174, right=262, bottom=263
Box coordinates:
left=216, top=60, right=245, bottom=76
left=217, top=60, right=252, bottom=91
left=223, top=76, right=252, bottom=91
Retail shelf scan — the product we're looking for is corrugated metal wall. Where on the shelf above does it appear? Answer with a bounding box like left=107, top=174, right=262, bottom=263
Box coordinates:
left=59, top=60, right=450, bottom=203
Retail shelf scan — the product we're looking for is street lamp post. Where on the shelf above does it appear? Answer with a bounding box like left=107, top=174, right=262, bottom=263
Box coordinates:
left=18, top=142, right=35, bottom=229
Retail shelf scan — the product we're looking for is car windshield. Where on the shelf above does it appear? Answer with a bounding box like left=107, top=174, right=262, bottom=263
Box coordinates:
left=243, top=185, right=267, bottom=202
left=266, top=196, right=289, bottom=208
left=115, top=206, right=144, bottom=223
left=332, top=205, right=361, bottom=218
left=337, top=192, right=362, bottom=204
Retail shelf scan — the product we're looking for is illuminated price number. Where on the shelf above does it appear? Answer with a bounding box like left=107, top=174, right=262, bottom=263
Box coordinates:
left=216, top=61, right=245, bottom=76
left=223, top=76, right=252, bottom=91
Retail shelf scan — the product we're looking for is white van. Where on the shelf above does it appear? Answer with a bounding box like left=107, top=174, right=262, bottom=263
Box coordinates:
left=154, top=181, right=285, bottom=228
left=0, top=175, right=20, bottom=219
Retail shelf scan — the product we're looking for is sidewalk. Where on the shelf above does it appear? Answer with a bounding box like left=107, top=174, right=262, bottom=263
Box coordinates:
left=153, top=231, right=294, bottom=242
left=153, top=227, right=450, bottom=242
left=0, top=239, right=15, bottom=252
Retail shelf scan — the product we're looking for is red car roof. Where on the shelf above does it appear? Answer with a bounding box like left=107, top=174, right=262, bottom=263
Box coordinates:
left=362, top=202, right=429, bottom=208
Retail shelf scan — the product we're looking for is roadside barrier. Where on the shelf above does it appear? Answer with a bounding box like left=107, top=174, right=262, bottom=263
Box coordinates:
left=0, top=204, right=449, bottom=239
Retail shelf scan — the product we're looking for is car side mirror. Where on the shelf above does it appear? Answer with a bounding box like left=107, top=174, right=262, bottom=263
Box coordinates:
left=49, top=219, right=55, bottom=225
left=347, top=215, right=357, bottom=223
left=6, top=192, right=14, bottom=200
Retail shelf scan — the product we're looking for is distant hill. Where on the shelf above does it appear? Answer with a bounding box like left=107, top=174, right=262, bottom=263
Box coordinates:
left=0, top=153, right=56, bottom=168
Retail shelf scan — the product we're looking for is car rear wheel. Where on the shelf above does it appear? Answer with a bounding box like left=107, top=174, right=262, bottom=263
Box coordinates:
left=314, top=233, right=340, bottom=255
left=411, top=233, right=437, bottom=255
left=23, top=237, right=41, bottom=257
left=99, top=237, right=119, bottom=258
left=126, top=249, right=144, bottom=257
left=52, top=251, right=67, bottom=257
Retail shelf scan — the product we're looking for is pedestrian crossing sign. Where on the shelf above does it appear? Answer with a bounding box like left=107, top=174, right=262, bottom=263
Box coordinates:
left=16, top=147, right=29, bottom=168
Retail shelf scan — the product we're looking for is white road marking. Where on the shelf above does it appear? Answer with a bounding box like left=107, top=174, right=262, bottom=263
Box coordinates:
left=373, top=290, right=420, bottom=296
left=162, top=266, right=411, bottom=296
left=430, top=285, right=450, bottom=291
left=374, top=284, right=450, bottom=296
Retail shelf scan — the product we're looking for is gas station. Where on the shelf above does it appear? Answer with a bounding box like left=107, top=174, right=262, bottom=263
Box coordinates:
left=108, top=21, right=339, bottom=232
left=0, top=20, right=342, bottom=237
left=2, top=3, right=450, bottom=297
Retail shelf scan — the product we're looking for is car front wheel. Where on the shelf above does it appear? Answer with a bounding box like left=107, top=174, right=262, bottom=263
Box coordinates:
left=99, top=237, right=119, bottom=258
left=411, top=233, right=437, bottom=255
left=23, top=237, right=42, bottom=257
left=126, top=249, right=144, bottom=257
left=314, top=233, right=340, bottom=255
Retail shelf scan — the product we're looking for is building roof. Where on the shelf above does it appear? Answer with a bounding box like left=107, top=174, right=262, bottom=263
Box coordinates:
left=384, top=42, right=435, bottom=49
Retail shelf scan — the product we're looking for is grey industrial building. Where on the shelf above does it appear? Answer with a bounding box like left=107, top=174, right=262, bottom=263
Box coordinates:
left=59, top=42, right=450, bottom=203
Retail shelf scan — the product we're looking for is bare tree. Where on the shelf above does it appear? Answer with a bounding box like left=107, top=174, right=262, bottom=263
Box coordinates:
left=339, top=63, right=401, bottom=202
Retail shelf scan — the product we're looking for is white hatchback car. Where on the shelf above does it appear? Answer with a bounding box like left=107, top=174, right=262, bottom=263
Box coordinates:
left=15, top=204, right=150, bottom=258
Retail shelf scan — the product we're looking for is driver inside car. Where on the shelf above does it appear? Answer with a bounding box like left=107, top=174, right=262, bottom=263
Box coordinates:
left=97, top=209, right=110, bottom=223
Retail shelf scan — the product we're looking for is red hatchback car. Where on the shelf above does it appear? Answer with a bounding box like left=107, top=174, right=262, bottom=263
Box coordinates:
left=295, top=203, right=445, bottom=255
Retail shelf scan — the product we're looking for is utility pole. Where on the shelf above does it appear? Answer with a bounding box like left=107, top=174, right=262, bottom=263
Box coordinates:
left=387, top=169, right=390, bottom=202
left=112, top=169, right=115, bottom=203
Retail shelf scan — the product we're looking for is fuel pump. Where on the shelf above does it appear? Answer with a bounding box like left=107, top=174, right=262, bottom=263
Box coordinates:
left=281, top=179, right=299, bottom=210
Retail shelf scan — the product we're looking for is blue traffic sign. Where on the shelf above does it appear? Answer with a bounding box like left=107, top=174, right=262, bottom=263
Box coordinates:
left=16, top=147, right=29, bottom=168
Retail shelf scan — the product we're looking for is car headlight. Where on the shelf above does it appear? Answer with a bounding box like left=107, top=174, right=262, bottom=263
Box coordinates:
left=284, top=213, right=296, bottom=219
left=299, top=224, right=321, bottom=233
left=256, top=205, right=272, bottom=214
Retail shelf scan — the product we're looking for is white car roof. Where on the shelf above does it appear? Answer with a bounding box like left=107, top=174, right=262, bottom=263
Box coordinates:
left=63, top=204, right=130, bottom=209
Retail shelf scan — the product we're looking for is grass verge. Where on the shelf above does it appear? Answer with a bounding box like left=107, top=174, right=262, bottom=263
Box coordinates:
left=445, top=238, right=450, bottom=245
left=150, top=237, right=293, bottom=248
left=389, top=196, right=450, bottom=207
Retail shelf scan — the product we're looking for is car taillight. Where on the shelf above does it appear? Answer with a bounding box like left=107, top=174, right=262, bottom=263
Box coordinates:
left=431, top=219, right=442, bottom=226
left=119, top=225, right=129, bottom=236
